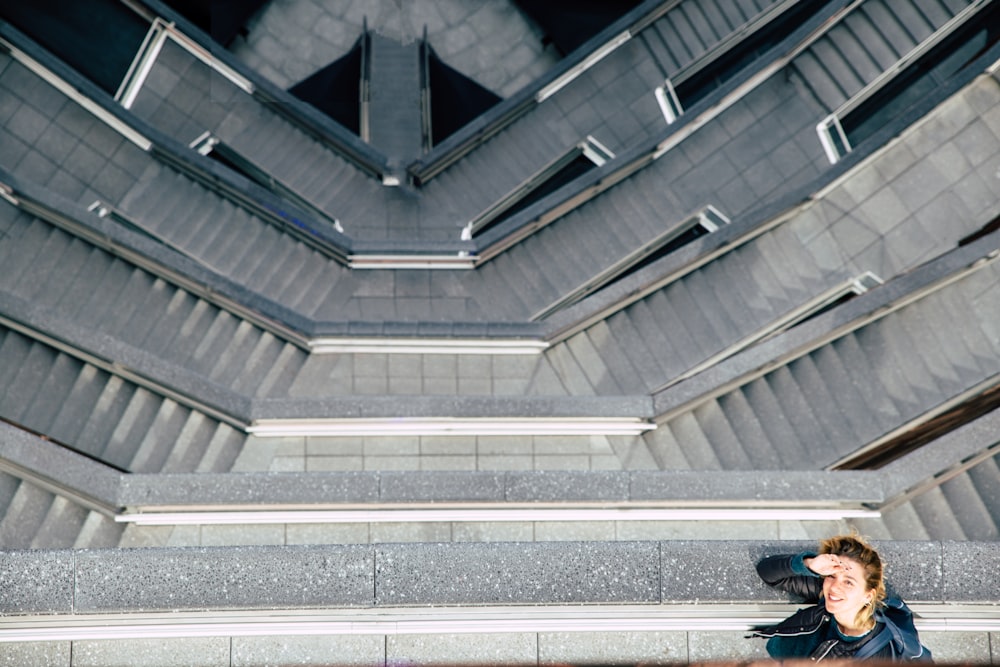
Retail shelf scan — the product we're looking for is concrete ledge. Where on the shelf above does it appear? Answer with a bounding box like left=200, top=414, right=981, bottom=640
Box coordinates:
left=0, top=422, right=121, bottom=508
left=3, top=540, right=998, bottom=615
left=119, top=471, right=378, bottom=506
left=117, top=469, right=883, bottom=507
left=0, top=550, right=75, bottom=614
left=376, top=541, right=661, bottom=606
left=3, top=417, right=996, bottom=514
left=251, top=395, right=655, bottom=420
left=73, top=545, right=373, bottom=613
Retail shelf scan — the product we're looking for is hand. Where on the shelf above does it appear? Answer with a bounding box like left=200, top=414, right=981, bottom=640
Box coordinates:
left=804, top=554, right=845, bottom=577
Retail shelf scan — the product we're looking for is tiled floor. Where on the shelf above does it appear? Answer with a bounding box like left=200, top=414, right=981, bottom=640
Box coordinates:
left=231, top=433, right=655, bottom=472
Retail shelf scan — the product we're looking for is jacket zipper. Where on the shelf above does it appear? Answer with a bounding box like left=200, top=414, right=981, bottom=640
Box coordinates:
left=811, top=639, right=838, bottom=662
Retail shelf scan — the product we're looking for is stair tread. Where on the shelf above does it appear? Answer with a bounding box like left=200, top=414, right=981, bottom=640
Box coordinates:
left=641, top=426, right=692, bottom=470
left=909, top=486, right=967, bottom=540
left=581, top=320, right=649, bottom=395
left=692, top=399, right=754, bottom=469
left=665, top=412, right=722, bottom=469
left=564, top=328, right=623, bottom=395
left=604, top=311, right=668, bottom=391
left=30, top=495, right=88, bottom=549
left=741, top=373, right=816, bottom=468
left=784, top=354, right=860, bottom=461
left=879, top=500, right=931, bottom=540
left=716, top=389, right=782, bottom=469
left=828, top=333, right=904, bottom=433
left=809, top=343, right=888, bottom=446
left=0, top=481, right=54, bottom=549
left=940, top=473, right=1000, bottom=541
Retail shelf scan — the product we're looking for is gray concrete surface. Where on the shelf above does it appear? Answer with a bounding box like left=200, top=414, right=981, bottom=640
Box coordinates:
left=3, top=540, right=998, bottom=615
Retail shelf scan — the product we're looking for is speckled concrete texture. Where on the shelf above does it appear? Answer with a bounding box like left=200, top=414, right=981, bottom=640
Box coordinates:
left=71, top=637, right=229, bottom=666
left=0, top=550, right=74, bottom=614
left=689, top=630, right=770, bottom=662
left=878, top=540, right=946, bottom=602
left=942, top=541, right=1000, bottom=602
left=375, top=541, right=660, bottom=605
left=379, top=470, right=505, bottom=501
left=115, top=468, right=895, bottom=510
left=0, top=423, right=120, bottom=506
left=504, top=470, right=629, bottom=501
left=629, top=470, right=760, bottom=501
left=73, top=545, right=374, bottom=612
left=0, top=642, right=69, bottom=667
left=387, top=632, right=537, bottom=666
left=2, top=540, right=998, bottom=615
left=538, top=631, right=687, bottom=665
left=920, top=631, right=992, bottom=663
left=617, top=519, right=785, bottom=541
left=231, top=634, right=385, bottom=666
left=119, top=471, right=379, bottom=506
left=661, top=540, right=808, bottom=602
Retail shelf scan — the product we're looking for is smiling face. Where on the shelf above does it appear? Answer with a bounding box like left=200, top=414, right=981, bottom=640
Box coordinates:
left=822, top=556, right=873, bottom=627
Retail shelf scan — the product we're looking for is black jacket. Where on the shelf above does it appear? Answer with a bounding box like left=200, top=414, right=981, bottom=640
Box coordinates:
left=752, top=552, right=932, bottom=661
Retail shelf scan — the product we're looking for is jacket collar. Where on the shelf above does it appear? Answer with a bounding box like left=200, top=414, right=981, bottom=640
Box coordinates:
left=756, top=600, right=926, bottom=660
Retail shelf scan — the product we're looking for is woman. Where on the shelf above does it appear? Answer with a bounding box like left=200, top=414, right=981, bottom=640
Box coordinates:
left=752, top=534, right=931, bottom=661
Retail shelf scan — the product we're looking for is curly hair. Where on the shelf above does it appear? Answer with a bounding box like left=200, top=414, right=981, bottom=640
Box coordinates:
left=818, top=533, right=887, bottom=630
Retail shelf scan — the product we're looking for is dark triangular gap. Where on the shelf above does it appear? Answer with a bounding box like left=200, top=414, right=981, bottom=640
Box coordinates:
left=0, top=0, right=149, bottom=94
left=513, top=0, right=642, bottom=57
left=834, top=386, right=1000, bottom=470
left=791, top=291, right=859, bottom=327
left=958, top=210, right=1000, bottom=248
left=160, top=0, right=271, bottom=47
left=674, top=1, right=827, bottom=108
left=288, top=38, right=363, bottom=135
left=202, top=145, right=246, bottom=177
left=599, top=224, right=712, bottom=291
left=426, top=46, right=502, bottom=146
left=476, top=152, right=596, bottom=237
left=842, top=2, right=1000, bottom=148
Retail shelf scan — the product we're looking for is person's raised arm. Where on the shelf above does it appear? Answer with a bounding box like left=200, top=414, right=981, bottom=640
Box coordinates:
left=756, top=551, right=825, bottom=601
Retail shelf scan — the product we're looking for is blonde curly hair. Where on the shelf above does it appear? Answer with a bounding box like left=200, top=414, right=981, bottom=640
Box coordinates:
left=818, top=533, right=886, bottom=630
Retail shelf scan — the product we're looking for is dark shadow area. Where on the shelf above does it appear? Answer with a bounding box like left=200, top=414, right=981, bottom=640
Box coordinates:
left=289, top=38, right=364, bottom=135
left=513, top=0, right=642, bottom=57
left=0, top=0, right=148, bottom=94
left=674, top=0, right=828, bottom=108
left=426, top=45, right=502, bottom=147
left=843, top=2, right=1000, bottom=149
left=160, top=0, right=271, bottom=47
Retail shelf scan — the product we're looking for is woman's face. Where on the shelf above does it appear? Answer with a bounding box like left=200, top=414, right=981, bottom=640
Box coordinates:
left=822, top=556, right=872, bottom=620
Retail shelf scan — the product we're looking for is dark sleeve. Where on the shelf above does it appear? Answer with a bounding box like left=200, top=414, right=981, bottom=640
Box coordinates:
left=756, top=551, right=824, bottom=601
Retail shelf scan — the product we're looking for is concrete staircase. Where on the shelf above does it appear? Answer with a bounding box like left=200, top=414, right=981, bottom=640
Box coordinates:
left=2, top=0, right=1000, bottom=663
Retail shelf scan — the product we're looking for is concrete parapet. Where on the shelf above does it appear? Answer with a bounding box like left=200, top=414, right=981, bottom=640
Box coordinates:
left=118, top=468, right=882, bottom=507
left=2, top=540, right=998, bottom=615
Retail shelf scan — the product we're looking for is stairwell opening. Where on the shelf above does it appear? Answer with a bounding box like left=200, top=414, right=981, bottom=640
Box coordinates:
left=462, top=136, right=614, bottom=240
left=818, top=1, right=1000, bottom=164
left=832, top=383, right=1000, bottom=470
